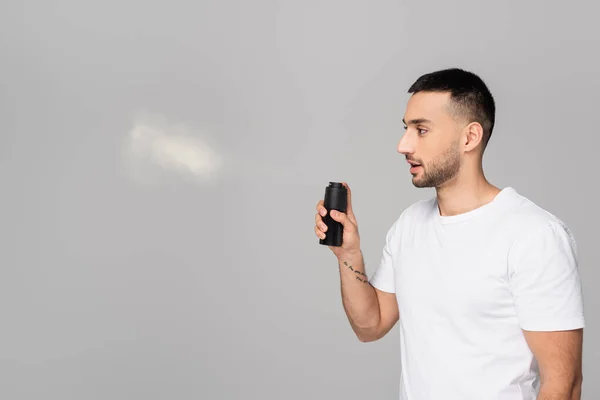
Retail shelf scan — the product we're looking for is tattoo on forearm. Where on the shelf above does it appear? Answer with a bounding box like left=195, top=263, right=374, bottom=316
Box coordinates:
left=343, top=261, right=368, bottom=283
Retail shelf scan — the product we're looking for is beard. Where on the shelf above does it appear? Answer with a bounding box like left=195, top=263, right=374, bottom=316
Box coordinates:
left=412, top=141, right=461, bottom=188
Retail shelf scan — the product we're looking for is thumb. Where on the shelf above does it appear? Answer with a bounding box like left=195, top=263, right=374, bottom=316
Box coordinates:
left=330, top=209, right=353, bottom=228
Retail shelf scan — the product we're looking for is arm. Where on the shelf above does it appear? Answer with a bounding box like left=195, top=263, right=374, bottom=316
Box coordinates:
left=337, top=250, right=399, bottom=342
left=508, top=220, right=585, bottom=399
left=314, top=182, right=400, bottom=342
left=523, top=329, right=583, bottom=399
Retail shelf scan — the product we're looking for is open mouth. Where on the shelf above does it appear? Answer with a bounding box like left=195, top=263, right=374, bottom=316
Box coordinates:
left=406, top=160, right=422, bottom=174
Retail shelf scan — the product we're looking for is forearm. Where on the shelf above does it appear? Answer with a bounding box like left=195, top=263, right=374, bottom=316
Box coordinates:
left=337, top=250, right=381, bottom=338
left=537, top=378, right=582, bottom=400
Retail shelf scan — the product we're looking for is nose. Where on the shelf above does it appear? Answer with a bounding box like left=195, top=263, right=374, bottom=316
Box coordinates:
left=397, top=132, right=415, bottom=156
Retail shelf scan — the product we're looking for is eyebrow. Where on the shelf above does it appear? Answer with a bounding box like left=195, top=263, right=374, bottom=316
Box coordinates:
left=402, top=118, right=432, bottom=126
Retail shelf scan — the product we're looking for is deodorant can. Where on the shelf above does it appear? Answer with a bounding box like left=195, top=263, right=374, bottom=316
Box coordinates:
left=319, top=182, right=348, bottom=247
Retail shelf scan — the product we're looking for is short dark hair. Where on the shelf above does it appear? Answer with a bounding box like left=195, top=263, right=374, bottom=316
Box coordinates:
left=408, top=68, right=496, bottom=148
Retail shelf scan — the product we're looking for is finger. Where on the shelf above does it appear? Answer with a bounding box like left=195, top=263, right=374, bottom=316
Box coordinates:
left=315, top=214, right=328, bottom=231
left=319, top=220, right=327, bottom=232
left=314, top=225, right=326, bottom=240
left=341, top=182, right=353, bottom=215
left=316, top=200, right=327, bottom=217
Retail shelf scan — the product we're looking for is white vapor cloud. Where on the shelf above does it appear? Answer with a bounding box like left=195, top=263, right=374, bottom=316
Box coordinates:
left=123, top=111, right=222, bottom=185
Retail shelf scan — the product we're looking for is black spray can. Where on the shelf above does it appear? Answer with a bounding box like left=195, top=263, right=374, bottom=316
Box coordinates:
left=319, top=182, right=348, bottom=247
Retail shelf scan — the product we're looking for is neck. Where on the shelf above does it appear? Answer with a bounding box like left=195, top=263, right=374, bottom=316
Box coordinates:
left=434, top=161, right=501, bottom=217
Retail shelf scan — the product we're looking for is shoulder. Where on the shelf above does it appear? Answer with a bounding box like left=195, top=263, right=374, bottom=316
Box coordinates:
left=386, top=197, right=436, bottom=238
left=506, top=189, right=574, bottom=236
left=502, top=188, right=577, bottom=260
left=405, top=197, right=437, bottom=219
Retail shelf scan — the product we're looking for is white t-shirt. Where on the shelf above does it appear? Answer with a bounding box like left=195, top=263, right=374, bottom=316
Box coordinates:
left=369, top=187, right=585, bottom=400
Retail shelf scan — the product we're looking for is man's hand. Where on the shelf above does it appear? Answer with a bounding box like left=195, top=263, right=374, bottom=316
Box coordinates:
left=314, top=182, right=361, bottom=259
left=522, top=328, right=583, bottom=399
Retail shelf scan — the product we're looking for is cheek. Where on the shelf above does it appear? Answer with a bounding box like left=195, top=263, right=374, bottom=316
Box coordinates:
left=426, top=142, right=451, bottom=162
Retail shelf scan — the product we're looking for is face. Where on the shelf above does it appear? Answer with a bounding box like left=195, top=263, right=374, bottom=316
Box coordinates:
left=398, top=91, right=463, bottom=188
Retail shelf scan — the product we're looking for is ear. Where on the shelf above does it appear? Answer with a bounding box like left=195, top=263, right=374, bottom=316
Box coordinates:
left=463, top=122, right=484, bottom=152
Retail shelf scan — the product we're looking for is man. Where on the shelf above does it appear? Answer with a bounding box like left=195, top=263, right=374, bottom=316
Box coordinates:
left=314, top=68, right=585, bottom=399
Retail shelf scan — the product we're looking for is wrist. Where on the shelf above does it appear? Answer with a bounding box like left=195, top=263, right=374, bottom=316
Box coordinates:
left=338, top=248, right=362, bottom=262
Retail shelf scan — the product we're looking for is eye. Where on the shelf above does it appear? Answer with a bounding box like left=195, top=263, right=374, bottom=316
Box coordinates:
left=403, top=125, right=408, bottom=130
left=417, top=128, right=428, bottom=135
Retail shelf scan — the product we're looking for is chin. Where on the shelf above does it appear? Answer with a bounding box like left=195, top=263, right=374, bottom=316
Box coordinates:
left=412, top=178, right=424, bottom=188
left=412, top=177, right=432, bottom=188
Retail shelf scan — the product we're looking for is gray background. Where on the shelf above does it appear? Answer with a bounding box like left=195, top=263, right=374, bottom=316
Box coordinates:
left=1, top=0, right=598, bottom=399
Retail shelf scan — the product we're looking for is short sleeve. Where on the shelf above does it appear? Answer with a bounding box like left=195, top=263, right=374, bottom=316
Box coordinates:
left=508, top=220, right=585, bottom=331
left=369, top=220, right=400, bottom=294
